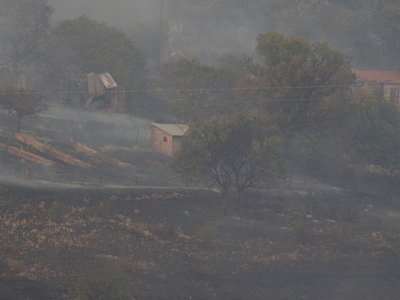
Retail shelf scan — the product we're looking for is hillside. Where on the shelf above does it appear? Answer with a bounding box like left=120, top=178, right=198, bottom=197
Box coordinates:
left=1, top=182, right=400, bottom=299
left=0, top=79, right=400, bottom=299
left=0, top=106, right=181, bottom=188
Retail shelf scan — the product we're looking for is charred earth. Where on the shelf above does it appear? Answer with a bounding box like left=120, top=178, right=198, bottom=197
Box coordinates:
left=1, top=108, right=400, bottom=299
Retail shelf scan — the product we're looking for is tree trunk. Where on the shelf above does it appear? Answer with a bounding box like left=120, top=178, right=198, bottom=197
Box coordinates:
left=236, top=190, right=244, bottom=211
left=223, top=190, right=229, bottom=215
left=289, top=162, right=295, bottom=187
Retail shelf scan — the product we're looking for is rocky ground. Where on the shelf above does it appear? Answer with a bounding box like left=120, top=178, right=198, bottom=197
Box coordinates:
left=1, top=183, right=400, bottom=299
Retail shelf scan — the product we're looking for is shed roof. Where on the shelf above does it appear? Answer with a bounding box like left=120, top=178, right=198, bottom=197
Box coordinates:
left=98, top=72, right=117, bottom=89
left=152, top=123, right=189, bottom=136
left=353, top=70, right=400, bottom=85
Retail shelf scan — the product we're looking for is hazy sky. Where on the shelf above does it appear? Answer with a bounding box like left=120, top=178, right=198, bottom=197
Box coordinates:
left=48, top=0, right=162, bottom=27
left=40, top=1, right=400, bottom=70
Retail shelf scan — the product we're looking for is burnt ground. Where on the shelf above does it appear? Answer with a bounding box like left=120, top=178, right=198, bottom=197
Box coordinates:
left=1, top=184, right=400, bottom=300
left=0, top=107, right=184, bottom=187
left=0, top=109, right=400, bottom=299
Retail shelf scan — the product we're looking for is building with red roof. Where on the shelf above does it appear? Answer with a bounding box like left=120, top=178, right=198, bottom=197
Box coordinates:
left=353, top=70, right=400, bottom=109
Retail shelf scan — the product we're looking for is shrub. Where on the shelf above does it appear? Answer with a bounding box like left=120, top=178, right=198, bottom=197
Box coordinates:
left=301, top=192, right=319, bottom=217
left=335, top=225, right=355, bottom=250
left=48, top=201, right=68, bottom=222
left=94, top=201, right=113, bottom=219
left=192, top=223, right=219, bottom=244
left=75, top=266, right=132, bottom=300
left=292, top=216, right=309, bottom=245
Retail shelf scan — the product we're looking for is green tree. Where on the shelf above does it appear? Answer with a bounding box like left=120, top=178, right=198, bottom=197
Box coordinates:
left=350, top=90, right=400, bottom=169
left=173, top=114, right=286, bottom=213
left=0, top=0, right=54, bottom=70
left=0, top=86, right=47, bottom=132
left=160, top=57, right=241, bottom=122
left=233, top=31, right=357, bottom=183
left=240, top=31, right=355, bottom=136
left=295, top=134, right=338, bottom=182
left=75, top=266, right=132, bottom=300
left=51, top=15, right=145, bottom=92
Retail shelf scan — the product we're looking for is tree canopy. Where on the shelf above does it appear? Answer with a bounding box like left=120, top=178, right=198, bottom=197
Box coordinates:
left=162, top=31, right=355, bottom=136
left=51, top=15, right=145, bottom=91
left=160, top=57, right=242, bottom=122
left=0, top=0, right=54, bottom=70
left=173, top=114, right=286, bottom=212
left=240, top=31, right=355, bottom=136
left=350, top=90, right=400, bottom=169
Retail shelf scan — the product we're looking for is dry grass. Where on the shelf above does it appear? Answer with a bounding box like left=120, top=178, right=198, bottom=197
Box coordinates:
left=192, top=223, right=219, bottom=244
left=292, top=216, right=309, bottom=245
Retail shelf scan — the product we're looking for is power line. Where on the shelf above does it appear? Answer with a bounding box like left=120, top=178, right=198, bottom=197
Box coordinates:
left=0, top=94, right=394, bottom=109
left=0, top=82, right=391, bottom=107
left=0, top=83, right=355, bottom=95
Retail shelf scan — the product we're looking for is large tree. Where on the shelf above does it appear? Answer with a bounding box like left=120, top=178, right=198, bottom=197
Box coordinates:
left=173, top=114, right=286, bottom=213
left=0, top=0, right=54, bottom=70
left=239, top=31, right=355, bottom=136
left=160, top=57, right=242, bottom=122
left=350, top=90, right=400, bottom=169
left=229, top=31, right=358, bottom=184
left=51, top=15, right=145, bottom=92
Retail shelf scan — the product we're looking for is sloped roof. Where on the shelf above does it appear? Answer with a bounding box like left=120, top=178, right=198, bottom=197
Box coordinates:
left=98, top=72, right=117, bottom=89
left=152, top=123, right=189, bottom=136
left=353, top=70, right=400, bottom=85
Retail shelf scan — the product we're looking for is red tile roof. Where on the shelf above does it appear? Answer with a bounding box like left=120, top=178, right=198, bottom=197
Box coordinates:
left=353, top=70, right=400, bottom=85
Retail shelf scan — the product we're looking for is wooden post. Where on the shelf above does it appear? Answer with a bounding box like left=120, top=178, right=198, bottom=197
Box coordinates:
left=24, top=168, right=33, bottom=179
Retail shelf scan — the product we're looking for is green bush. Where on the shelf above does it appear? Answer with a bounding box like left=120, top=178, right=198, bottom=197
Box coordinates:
left=192, top=223, right=219, bottom=244
left=335, top=225, right=355, bottom=250
left=75, top=266, right=132, bottom=300
left=94, top=201, right=113, bottom=219
left=48, top=201, right=68, bottom=222
left=292, top=216, right=309, bottom=245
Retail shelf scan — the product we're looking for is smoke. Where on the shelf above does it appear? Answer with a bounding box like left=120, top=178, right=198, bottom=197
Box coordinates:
left=47, top=0, right=272, bottom=64
left=48, top=0, right=162, bottom=27
left=46, top=0, right=398, bottom=70
left=36, top=105, right=152, bottom=148
left=0, top=105, right=156, bottom=186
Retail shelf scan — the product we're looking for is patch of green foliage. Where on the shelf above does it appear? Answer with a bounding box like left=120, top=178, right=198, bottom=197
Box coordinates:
left=75, top=266, right=132, bottom=300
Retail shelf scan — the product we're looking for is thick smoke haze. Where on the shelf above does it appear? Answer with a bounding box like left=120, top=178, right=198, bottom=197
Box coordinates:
left=48, top=0, right=161, bottom=26
left=48, top=0, right=400, bottom=70
left=0, top=96, right=190, bottom=189
left=48, top=0, right=264, bottom=63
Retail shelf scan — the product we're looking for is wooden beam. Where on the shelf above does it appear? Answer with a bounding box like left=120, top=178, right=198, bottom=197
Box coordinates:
left=70, top=140, right=140, bottom=171
left=0, top=143, right=62, bottom=168
left=15, top=133, right=95, bottom=169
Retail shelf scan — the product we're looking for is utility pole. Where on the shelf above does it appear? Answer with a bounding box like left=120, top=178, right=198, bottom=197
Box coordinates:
left=157, top=0, right=165, bottom=76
